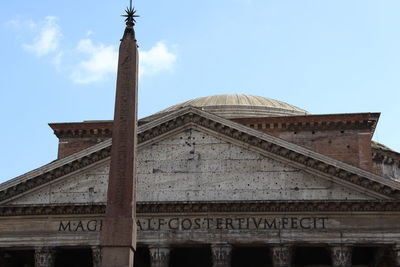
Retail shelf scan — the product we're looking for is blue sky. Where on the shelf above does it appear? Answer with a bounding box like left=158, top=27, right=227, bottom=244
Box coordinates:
left=1, top=0, right=400, bottom=182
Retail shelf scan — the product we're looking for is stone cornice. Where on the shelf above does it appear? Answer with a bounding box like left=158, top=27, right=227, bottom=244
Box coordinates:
left=137, top=200, right=400, bottom=213
left=50, top=113, right=380, bottom=139
left=0, top=204, right=106, bottom=216
left=1, top=201, right=400, bottom=216
left=1, top=107, right=400, bottom=204
left=233, top=113, right=380, bottom=133
left=49, top=119, right=147, bottom=139
left=49, top=121, right=113, bottom=138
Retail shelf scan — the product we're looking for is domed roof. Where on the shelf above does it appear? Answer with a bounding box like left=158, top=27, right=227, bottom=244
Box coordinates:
left=150, top=94, right=308, bottom=119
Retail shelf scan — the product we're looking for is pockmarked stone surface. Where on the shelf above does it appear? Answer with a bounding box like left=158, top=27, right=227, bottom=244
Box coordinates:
left=9, top=129, right=372, bottom=205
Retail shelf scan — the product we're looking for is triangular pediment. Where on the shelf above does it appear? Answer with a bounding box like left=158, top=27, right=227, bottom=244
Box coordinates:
left=6, top=128, right=373, bottom=205
left=1, top=107, right=400, bottom=205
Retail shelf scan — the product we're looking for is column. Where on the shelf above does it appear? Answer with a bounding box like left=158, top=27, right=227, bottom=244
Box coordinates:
left=271, top=246, right=292, bottom=267
left=394, top=245, right=400, bottom=267
left=35, top=247, right=55, bottom=267
left=149, top=245, right=170, bottom=267
left=330, top=246, right=352, bottom=267
left=92, top=246, right=102, bottom=267
left=211, top=243, right=232, bottom=267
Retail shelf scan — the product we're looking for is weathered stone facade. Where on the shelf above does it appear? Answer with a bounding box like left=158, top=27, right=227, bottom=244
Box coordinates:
left=1, top=97, right=400, bottom=266
left=6, top=129, right=375, bottom=206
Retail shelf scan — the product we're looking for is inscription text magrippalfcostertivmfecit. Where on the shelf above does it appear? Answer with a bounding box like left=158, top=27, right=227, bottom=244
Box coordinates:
left=58, top=216, right=328, bottom=232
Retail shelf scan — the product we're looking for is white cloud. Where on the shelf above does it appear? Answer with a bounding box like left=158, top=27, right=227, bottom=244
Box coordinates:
left=139, top=41, right=177, bottom=77
left=22, top=16, right=62, bottom=57
left=70, top=40, right=177, bottom=84
left=10, top=16, right=177, bottom=84
left=70, top=39, right=118, bottom=84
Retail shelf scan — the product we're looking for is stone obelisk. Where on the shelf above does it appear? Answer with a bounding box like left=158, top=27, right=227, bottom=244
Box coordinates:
left=100, top=5, right=139, bottom=267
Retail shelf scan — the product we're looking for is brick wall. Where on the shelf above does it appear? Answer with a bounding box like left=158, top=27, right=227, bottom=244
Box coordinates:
left=49, top=121, right=113, bottom=159
left=233, top=113, right=378, bottom=171
left=49, top=114, right=378, bottom=172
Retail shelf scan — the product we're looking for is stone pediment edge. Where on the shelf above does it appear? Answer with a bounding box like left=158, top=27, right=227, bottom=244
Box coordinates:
left=1, top=200, right=400, bottom=216
left=1, top=106, right=400, bottom=203
left=0, top=106, right=196, bottom=192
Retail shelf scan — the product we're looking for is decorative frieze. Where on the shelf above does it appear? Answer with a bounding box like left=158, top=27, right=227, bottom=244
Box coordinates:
left=1, top=200, right=400, bottom=217
left=0, top=204, right=106, bottom=216
left=149, top=245, right=170, bottom=267
left=330, top=246, right=352, bottom=267
left=211, top=243, right=232, bottom=267
left=52, top=127, right=112, bottom=138
left=137, top=200, right=400, bottom=213
left=271, top=246, right=292, bottom=267
left=242, top=119, right=375, bottom=132
left=35, top=247, right=55, bottom=267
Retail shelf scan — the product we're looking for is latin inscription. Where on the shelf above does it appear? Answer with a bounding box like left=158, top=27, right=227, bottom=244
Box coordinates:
left=59, top=220, right=103, bottom=232
left=136, top=217, right=328, bottom=231
left=58, top=217, right=328, bottom=232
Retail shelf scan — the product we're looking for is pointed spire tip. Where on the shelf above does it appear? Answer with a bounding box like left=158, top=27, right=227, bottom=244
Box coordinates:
left=121, top=4, right=139, bottom=27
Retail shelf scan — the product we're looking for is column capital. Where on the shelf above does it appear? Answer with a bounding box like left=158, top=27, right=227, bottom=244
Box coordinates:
left=330, top=246, right=352, bottom=267
left=149, top=244, right=171, bottom=249
left=211, top=243, right=232, bottom=267
left=35, top=247, right=56, bottom=267
left=211, top=243, right=232, bottom=249
left=271, top=246, right=292, bottom=267
left=149, top=245, right=171, bottom=267
left=91, top=246, right=102, bottom=267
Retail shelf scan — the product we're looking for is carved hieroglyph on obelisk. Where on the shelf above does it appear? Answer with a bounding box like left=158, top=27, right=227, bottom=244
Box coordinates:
left=100, top=4, right=139, bottom=267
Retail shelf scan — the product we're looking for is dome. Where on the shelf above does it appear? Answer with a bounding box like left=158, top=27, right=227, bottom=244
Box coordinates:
left=148, top=94, right=308, bottom=120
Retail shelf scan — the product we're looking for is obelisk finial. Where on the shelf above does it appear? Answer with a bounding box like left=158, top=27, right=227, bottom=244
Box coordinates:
left=121, top=1, right=139, bottom=40
left=122, top=1, right=139, bottom=27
